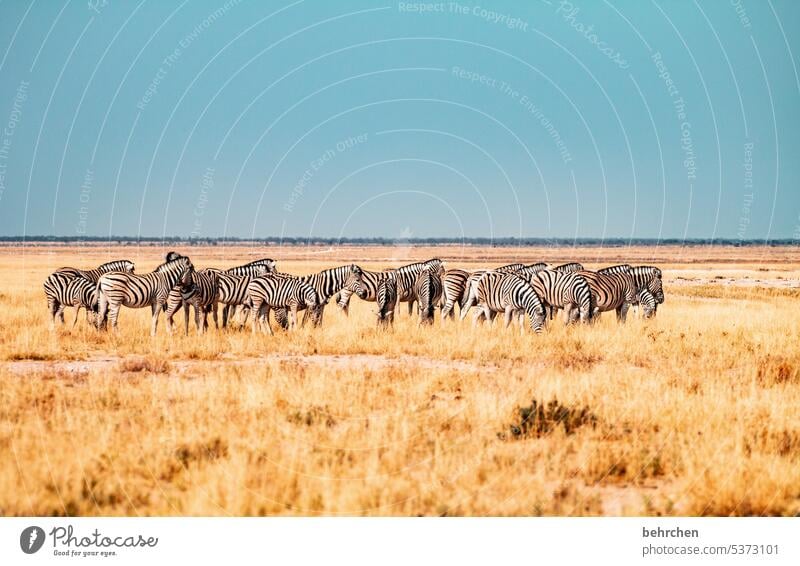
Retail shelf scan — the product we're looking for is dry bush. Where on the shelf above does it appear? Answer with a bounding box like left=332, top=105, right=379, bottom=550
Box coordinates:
left=118, top=356, right=171, bottom=374
left=501, top=398, right=597, bottom=439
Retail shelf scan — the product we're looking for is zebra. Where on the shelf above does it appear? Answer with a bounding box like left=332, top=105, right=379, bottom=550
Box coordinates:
left=553, top=262, right=584, bottom=273
left=636, top=288, right=658, bottom=319
left=413, top=265, right=443, bottom=325
left=212, top=271, right=263, bottom=328
left=336, top=269, right=384, bottom=315
left=246, top=274, right=320, bottom=334
left=388, top=259, right=444, bottom=315
left=474, top=271, right=546, bottom=333
left=164, top=268, right=220, bottom=335
left=52, top=259, right=135, bottom=282
left=458, top=263, right=548, bottom=320
left=285, top=264, right=367, bottom=327
left=598, top=264, right=664, bottom=305
left=458, top=270, right=491, bottom=320
left=526, top=269, right=595, bottom=324
left=43, top=276, right=98, bottom=328
left=577, top=270, right=637, bottom=323
left=376, top=272, right=398, bottom=327
left=440, top=268, right=471, bottom=321
left=45, top=259, right=135, bottom=327
left=218, top=260, right=276, bottom=326
left=95, top=256, right=194, bottom=335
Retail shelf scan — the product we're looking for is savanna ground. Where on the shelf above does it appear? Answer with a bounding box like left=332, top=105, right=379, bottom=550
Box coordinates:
left=0, top=244, right=799, bottom=516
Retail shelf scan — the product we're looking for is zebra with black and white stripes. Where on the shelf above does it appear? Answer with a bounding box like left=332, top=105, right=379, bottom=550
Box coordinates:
left=527, top=269, right=595, bottom=324
left=376, top=272, right=398, bottom=327
left=598, top=264, right=664, bottom=305
left=458, top=263, right=547, bottom=320
left=577, top=269, right=637, bottom=323
left=269, top=264, right=367, bottom=329
left=219, top=259, right=277, bottom=324
left=45, top=260, right=135, bottom=327
left=43, top=276, right=99, bottom=328
left=164, top=268, right=220, bottom=335
left=336, top=269, right=384, bottom=315
left=440, top=268, right=470, bottom=321
left=636, top=288, right=658, bottom=318
left=389, top=259, right=444, bottom=315
left=95, top=256, right=194, bottom=335
left=474, top=271, right=546, bottom=333
left=413, top=265, right=443, bottom=325
left=52, top=259, right=135, bottom=282
left=246, top=274, right=320, bottom=334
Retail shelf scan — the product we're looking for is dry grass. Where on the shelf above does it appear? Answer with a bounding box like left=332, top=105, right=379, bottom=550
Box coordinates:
left=0, top=245, right=799, bottom=516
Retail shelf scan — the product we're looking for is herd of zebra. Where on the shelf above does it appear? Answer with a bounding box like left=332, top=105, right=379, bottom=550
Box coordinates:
left=42, top=252, right=664, bottom=336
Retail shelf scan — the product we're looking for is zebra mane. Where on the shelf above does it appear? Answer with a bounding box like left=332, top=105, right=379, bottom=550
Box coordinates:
left=239, top=258, right=277, bottom=269
left=397, top=258, right=440, bottom=275
left=598, top=264, right=632, bottom=274
left=97, top=259, right=133, bottom=270
left=155, top=256, right=191, bottom=273
left=553, top=262, right=584, bottom=272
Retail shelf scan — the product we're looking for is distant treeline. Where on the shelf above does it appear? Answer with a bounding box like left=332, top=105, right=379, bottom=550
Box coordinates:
left=1, top=236, right=797, bottom=247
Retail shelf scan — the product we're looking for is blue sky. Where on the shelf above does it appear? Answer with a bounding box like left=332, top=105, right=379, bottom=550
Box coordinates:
left=0, top=0, right=798, bottom=240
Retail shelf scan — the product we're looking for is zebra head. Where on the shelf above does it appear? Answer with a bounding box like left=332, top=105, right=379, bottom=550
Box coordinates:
left=523, top=285, right=546, bottom=333
left=345, top=264, right=368, bottom=299
left=638, top=289, right=657, bottom=318
left=647, top=276, right=665, bottom=304
left=301, top=284, right=323, bottom=326
left=165, top=251, right=185, bottom=262
left=528, top=304, right=546, bottom=333
left=424, top=258, right=445, bottom=275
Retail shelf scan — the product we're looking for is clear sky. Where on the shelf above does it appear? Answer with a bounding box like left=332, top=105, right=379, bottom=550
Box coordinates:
left=0, top=0, right=798, bottom=241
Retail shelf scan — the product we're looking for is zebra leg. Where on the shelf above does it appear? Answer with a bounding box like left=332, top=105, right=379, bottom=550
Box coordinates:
left=184, top=302, right=191, bottom=336
left=616, top=303, right=630, bottom=323
left=194, top=303, right=203, bottom=335
left=440, top=300, right=453, bottom=323
left=54, top=306, right=66, bottom=326
left=238, top=306, right=250, bottom=329
left=211, top=302, right=218, bottom=329
left=71, top=306, right=81, bottom=328
left=150, top=304, right=162, bottom=336
left=250, top=301, right=262, bottom=334
left=338, top=289, right=352, bottom=316
left=96, top=293, right=109, bottom=330
left=503, top=307, right=514, bottom=328
left=407, top=299, right=414, bottom=316
left=222, top=304, right=230, bottom=328
left=262, top=305, right=274, bottom=335
left=47, top=298, right=59, bottom=328
left=108, top=303, right=121, bottom=333
left=471, top=308, right=484, bottom=328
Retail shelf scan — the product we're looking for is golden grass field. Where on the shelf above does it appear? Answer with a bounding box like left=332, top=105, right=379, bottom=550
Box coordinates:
left=1, top=244, right=799, bottom=516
